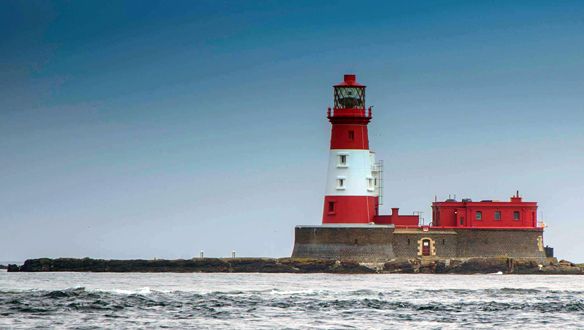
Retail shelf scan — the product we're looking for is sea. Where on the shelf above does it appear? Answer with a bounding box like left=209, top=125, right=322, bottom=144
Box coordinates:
left=0, top=271, right=583, bottom=329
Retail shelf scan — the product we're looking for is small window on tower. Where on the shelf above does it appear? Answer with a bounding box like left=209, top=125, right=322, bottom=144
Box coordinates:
left=476, top=211, right=482, bottom=220
left=337, top=178, right=345, bottom=189
left=328, top=201, right=335, bottom=214
left=348, top=130, right=355, bottom=141
left=367, top=178, right=374, bottom=191
left=495, top=211, right=501, bottom=220
left=513, top=211, right=520, bottom=220
left=338, top=154, right=347, bottom=167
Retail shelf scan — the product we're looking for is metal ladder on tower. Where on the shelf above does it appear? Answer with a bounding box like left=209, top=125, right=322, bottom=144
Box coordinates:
left=375, top=160, right=384, bottom=205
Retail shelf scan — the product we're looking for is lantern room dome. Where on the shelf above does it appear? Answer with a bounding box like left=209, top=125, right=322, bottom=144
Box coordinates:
left=334, top=74, right=365, bottom=87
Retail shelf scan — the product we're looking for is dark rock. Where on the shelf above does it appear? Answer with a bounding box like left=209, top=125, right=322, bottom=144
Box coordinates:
left=229, top=258, right=296, bottom=273
left=102, top=258, right=231, bottom=273
left=539, top=265, right=582, bottom=274
left=17, top=258, right=233, bottom=273
left=278, top=258, right=337, bottom=272
left=448, top=259, right=464, bottom=268
left=512, top=259, right=542, bottom=274
left=433, top=260, right=448, bottom=274
left=330, top=261, right=376, bottom=274
left=7, top=264, right=19, bottom=272
left=20, top=258, right=54, bottom=272
left=447, top=257, right=508, bottom=274
left=10, top=257, right=583, bottom=274
left=13, top=257, right=376, bottom=273
left=383, top=259, right=415, bottom=273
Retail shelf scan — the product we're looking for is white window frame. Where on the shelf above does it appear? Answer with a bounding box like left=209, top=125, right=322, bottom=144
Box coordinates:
left=336, top=177, right=346, bottom=190
left=337, top=152, right=349, bottom=168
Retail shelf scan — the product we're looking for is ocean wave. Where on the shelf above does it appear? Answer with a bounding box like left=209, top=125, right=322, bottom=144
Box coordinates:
left=90, top=287, right=153, bottom=295
left=7, top=289, right=582, bottom=312
left=1, top=284, right=583, bottom=328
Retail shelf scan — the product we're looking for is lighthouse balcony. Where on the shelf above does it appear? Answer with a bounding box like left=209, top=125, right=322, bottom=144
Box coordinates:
left=327, top=107, right=372, bottom=119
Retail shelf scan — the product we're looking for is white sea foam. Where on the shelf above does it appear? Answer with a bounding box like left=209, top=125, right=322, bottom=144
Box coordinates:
left=90, top=286, right=154, bottom=295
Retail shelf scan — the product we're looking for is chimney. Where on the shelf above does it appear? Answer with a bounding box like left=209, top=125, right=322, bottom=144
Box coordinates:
left=510, top=191, right=522, bottom=203
left=344, top=74, right=356, bottom=84
left=391, top=208, right=399, bottom=224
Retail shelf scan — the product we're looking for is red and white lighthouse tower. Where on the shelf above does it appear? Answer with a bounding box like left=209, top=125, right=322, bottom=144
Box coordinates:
left=322, top=74, right=380, bottom=224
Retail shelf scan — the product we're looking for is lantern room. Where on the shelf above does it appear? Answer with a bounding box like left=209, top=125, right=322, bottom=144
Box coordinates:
left=333, top=74, right=366, bottom=113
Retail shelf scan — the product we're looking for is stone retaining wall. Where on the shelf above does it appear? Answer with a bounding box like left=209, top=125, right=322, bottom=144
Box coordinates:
left=455, top=228, right=545, bottom=258
left=291, top=225, right=396, bottom=261
left=292, top=226, right=546, bottom=260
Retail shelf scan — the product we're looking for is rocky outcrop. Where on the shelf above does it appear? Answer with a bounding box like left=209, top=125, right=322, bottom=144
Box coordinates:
left=5, top=264, right=19, bottom=272
left=13, top=258, right=232, bottom=273
left=7, top=257, right=583, bottom=274
left=8, top=257, right=375, bottom=274
left=446, top=257, right=509, bottom=274
left=383, top=259, right=415, bottom=273
left=511, top=258, right=583, bottom=274
left=382, top=257, right=583, bottom=274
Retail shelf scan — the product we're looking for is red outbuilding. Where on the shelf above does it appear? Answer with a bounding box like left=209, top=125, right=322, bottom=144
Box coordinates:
left=431, top=191, right=538, bottom=228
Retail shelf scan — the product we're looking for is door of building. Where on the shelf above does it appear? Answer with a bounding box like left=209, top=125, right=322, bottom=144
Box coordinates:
left=422, top=239, right=431, bottom=256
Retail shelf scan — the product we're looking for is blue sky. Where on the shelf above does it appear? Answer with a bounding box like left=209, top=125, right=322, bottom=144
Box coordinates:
left=1, top=0, right=583, bottom=262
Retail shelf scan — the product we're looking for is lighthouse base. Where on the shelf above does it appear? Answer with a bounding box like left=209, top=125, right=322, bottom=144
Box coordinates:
left=291, top=225, right=396, bottom=261
left=291, top=225, right=546, bottom=261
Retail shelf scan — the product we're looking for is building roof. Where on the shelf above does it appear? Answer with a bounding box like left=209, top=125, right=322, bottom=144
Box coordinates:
left=334, top=74, right=365, bottom=87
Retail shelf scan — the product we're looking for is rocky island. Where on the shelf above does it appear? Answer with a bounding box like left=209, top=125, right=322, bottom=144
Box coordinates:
left=6, top=257, right=583, bottom=274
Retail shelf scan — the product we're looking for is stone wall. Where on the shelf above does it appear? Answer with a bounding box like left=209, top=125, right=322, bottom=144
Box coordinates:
left=291, top=225, right=396, bottom=261
left=455, top=228, right=545, bottom=258
left=393, top=229, right=458, bottom=258
left=292, top=225, right=546, bottom=260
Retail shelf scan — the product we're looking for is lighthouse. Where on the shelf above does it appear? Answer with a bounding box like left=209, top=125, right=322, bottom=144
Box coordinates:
left=322, top=74, right=381, bottom=224
left=292, top=74, right=547, bottom=261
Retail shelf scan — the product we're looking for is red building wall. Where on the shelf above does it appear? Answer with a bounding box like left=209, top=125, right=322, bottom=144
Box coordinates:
left=432, top=193, right=538, bottom=228
left=374, top=208, right=419, bottom=226
left=323, top=196, right=378, bottom=224
left=329, top=122, right=369, bottom=150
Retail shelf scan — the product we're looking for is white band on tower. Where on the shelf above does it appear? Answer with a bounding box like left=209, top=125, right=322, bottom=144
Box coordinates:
left=324, top=149, right=379, bottom=197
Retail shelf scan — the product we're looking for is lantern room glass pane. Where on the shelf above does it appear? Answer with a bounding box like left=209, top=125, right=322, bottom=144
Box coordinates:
left=334, top=87, right=364, bottom=109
